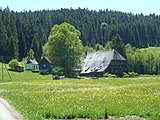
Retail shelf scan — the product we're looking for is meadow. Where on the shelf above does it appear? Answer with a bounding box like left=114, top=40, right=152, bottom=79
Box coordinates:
left=0, top=63, right=160, bottom=120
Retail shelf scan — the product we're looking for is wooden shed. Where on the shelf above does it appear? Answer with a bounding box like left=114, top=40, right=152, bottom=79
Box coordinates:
left=15, top=66, right=24, bottom=72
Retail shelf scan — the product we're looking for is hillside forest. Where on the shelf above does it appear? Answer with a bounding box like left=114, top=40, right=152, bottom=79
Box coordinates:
left=0, top=7, right=160, bottom=75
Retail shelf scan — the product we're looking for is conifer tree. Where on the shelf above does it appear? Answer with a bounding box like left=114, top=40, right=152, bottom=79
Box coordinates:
left=111, top=34, right=126, bottom=57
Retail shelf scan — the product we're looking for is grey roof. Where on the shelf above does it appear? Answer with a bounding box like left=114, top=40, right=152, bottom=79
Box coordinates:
left=81, top=49, right=126, bottom=74
left=27, top=59, right=38, bottom=65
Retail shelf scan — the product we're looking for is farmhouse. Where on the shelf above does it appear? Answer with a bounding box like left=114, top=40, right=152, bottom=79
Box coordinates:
left=39, top=57, right=56, bottom=71
left=81, top=49, right=129, bottom=76
left=26, top=59, right=39, bottom=71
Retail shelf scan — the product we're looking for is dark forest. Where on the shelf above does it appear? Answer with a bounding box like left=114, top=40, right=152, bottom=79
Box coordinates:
left=0, top=7, right=160, bottom=62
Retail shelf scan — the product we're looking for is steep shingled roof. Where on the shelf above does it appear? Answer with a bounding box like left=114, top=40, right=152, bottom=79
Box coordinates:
left=39, top=57, right=52, bottom=64
left=81, top=49, right=126, bottom=74
left=26, top=59, right=38, bottom=65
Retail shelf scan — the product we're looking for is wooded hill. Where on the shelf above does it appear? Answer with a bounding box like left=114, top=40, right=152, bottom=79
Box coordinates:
left=0, top=7, right=160, bottom=62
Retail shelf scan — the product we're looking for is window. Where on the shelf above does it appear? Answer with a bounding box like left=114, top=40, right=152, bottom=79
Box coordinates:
left=43, top=64, right=46, bottom=68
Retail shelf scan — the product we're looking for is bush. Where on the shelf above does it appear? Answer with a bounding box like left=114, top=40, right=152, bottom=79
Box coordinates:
left=51, top=67, right=64, bottom=76
left=123, top=72, right=130, bottom=78
left=129, top=72, right=139, bottom=77
left=123, top=72, right=139, bottom=78
left=9, top=59, right=18, bottom=69
left=39, top=70, right=49, bottom=75
left=103, top=73, right=116, bottom=77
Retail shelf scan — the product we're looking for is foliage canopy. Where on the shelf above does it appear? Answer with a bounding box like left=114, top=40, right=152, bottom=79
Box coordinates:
left=44, top=22, right=83, bottom=77
left=8, top=59, right=18, bottom=69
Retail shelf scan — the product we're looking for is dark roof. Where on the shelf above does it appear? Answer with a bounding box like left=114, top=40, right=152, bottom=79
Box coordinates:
left=26, top=59, right=38, bottom=64
left=39, top=57, right=52, bottom=64
left=81, top=49, right=126, bottom=74
left=15, top=66, right=24, bottom=68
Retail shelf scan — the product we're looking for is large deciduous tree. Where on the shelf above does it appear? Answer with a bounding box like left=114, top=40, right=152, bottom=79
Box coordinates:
left=44, top=22, right=83, bottom=77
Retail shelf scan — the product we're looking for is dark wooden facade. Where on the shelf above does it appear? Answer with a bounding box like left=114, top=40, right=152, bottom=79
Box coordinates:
left=105, top=60, right=128, bottom=76
left=39, top=57, right=56, bottom=71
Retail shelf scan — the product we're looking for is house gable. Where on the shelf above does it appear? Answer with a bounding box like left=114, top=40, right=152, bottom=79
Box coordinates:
left=39, top=57, right=56, bottom=70
left=26, top=59, right=39, bottom=70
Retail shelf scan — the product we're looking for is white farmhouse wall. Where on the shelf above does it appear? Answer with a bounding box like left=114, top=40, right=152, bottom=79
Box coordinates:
left=26, top=63, right=34, bottom=70
left=26, top=64, right=39, bottom=70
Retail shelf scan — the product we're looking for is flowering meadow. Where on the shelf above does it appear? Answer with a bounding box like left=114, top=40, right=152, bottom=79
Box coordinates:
left=0, top=68, right=160, bottom=119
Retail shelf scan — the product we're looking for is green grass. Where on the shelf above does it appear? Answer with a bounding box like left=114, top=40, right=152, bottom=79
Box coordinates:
left=0, top=62, right=160, bottom=119
left=140, top=47, right=160, bottom=53
left=0, top=62, right=51, bottom=82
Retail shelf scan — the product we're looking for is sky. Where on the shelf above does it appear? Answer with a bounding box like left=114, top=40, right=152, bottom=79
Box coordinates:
left=0, top=0, right=160, bottom=15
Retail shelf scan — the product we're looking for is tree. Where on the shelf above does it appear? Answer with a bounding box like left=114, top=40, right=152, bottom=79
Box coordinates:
left=8, top=13, right=19, bottom=59
left=31, top=34, right=42, bottom=60
left=44, top=22, right=83, bottom=77
left=111, top=34, right=126, bottom=57
left=28, top=49, right=34, bottom=60
left=0, top=20, right=8, bottom=58
left=83, top=46, right=95, bottom=54
left=9, top=59, right=18, bottom=69
left=101, top=22, right=108, bottom=45
left=1, top=8, right=160, bottom=62
left=105, top=41, right=112, bottom=50
left=95, top=43, right=104, bottom=50
left=16, top=16, right=26, bottom=60
left=51, top=67, right=64, bottom=76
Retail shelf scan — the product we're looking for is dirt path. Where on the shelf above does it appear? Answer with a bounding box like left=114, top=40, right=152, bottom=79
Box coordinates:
left=0, top=98, right=23, bottom=120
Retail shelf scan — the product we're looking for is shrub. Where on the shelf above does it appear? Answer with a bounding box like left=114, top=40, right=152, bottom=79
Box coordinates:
left=103, top=73, right=116, bottom=77
left=128, top=72, right=139, bottom=77
left=9, top=59, right=18, bottom=69
left=123, top=72, right=139, bottom=78
left=51, top=67, right=64, bottom=76
left=39, top=70, right=49, bottom=75
left=122, top=72, right=130, bottom=78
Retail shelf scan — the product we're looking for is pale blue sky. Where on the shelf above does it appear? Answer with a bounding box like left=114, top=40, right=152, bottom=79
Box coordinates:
left=0, top=0, right=160, bottom=15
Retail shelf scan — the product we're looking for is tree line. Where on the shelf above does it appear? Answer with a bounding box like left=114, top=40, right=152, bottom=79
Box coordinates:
left=0, top=7, right=160, bottom=63
left=125, top=46, right=160, bottom=75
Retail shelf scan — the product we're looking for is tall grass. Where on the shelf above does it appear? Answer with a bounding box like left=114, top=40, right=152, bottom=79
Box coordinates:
left=0, top=62, right=51, bottom=82
left=0, top=63, right=160, bottom=119
left=0, top=78, right=160, bottom=119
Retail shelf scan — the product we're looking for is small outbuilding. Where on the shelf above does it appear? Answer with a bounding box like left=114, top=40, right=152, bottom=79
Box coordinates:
left=15, top=66, right=24, bottom=72
left=26, top=59, right=39, bottom=71
left=81, top=49, right=129, bottom=76
left=39, top=57, right=56, bottom=71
